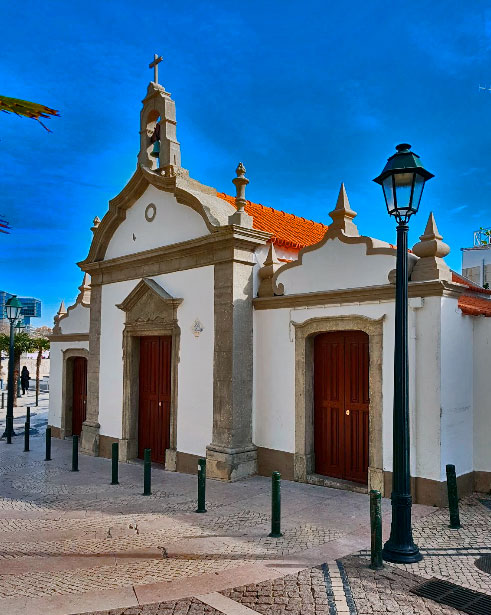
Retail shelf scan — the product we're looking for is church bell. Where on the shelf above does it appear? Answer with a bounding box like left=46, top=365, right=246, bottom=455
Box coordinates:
left=151, top=140, right=160, bottom=158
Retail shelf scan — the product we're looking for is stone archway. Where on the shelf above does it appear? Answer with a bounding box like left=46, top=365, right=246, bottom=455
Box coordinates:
left=293, top=315, right=384, bottom=494
left=116, top=278, right=182, bottom=468
left=61, top=348, right=89, bottom=439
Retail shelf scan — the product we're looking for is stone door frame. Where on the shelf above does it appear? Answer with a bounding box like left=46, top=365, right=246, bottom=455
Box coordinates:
left=61, top=348, right=89, bottom=439
left=293, top=315, right=384, bottom=494
left=117, top=278, right=182, bottom=468
left=120, top=325, right=180, bottom=467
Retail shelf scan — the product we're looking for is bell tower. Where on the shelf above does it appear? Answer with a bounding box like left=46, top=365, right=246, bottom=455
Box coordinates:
left=138, top=54, right=182, bottom=176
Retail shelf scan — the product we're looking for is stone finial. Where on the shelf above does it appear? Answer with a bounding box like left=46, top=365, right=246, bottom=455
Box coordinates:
left=258, top=243, right=282, bottom=297
left=328, top=183, right=359, bottom=236
left=228, top=162, right=253, bottom=228
left=91, top=216, right=101, bottom=234
left=411, top=212, right=452, bottom=282
left=53, top=300, right=67, bottom=333
left=77, top=273, right=92, bottom=306
left=57, top=300, right=67, bottom=316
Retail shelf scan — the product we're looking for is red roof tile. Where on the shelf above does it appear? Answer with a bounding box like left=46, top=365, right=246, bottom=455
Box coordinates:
left=217, top=193, right=328, bottom=250
left=458, top=295, right=491, bottom=317
left=452, top=271, right=491, bottom=295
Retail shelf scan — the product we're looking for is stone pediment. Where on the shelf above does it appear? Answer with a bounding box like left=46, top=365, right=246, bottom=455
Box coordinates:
left=116, top=278, right=182, bottom=326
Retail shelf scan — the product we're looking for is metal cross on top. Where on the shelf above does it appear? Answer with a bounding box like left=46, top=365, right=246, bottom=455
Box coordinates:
left=149, top=53, right=163, bottom=84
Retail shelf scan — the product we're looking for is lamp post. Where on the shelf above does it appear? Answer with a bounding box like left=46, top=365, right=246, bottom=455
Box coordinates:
left=373, top=144, right=434, bottom=564
left=15, top=319, right=25, bottom=399
left=3, top=296, right=22, bottom=441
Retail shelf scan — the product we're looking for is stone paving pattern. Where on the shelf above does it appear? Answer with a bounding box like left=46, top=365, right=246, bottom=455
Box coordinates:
left=82, top=598, right=223, bottom=614
left=1, top=392, right=490, bottom=615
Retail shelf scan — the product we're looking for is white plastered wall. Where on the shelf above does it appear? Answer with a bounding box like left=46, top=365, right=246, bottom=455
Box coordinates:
left=472, top=316, right=491, bottom=475
left=254, top=296, right=448, bottom=481
left=105, top=185, right=210, bottom=260
left=276, top=238, right=398, bottom=294
left=253, top=230, right=448, bottom=481
left=439, top=297, right=474, bottom=480
left=98, top=266, right=214, bottom=456
left=58, top=303, right=90, bottom=334
left=48, top=340, right=89, bottom=429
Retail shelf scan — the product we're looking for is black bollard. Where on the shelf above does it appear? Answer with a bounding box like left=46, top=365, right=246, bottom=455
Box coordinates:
left=45, top=427, right=52, bottom=461
left=16, top=377, right=20, bottom=398
left=143, top=448, right=151, bottom=495
left=24, top=421, right=29, bottom=452
left=72, top=435, right=79, bottom=472
left=269, top=471, right=283, bottom=538
left=196, top=458, right=207, bottom=513
left=370, top=489, right=384, bottom=570
left=1, top=392, right=4, bottom=409
left=446, top=464, right=461, bottom=529
left=26, top=406, right=30, bottom=423
left=111, top=442, right=119, bottom=485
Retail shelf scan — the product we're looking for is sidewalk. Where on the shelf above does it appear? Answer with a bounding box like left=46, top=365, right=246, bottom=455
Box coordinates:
left=0, top=400, right=489, bottom=615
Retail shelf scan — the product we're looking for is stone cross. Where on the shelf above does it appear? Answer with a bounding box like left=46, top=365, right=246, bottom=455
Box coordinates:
left=149, top=54, right=163, bottom=84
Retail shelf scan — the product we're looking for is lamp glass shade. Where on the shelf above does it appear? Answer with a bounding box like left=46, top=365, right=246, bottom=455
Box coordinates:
left=382, top=176, right=396, bottom=215
left=411, top=173, right=426, bottom=211
left=373, top=144, right=434, bottom=223
left=5, top=296, right=22, bottom=322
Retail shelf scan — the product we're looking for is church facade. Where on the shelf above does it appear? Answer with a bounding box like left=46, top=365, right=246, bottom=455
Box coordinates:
left=48, top=77, right=491, bottom=506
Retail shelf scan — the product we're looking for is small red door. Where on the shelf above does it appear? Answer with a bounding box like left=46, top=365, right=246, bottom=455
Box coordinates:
left=314, top=331, right=369, bottom=484
left=72, top=357, right=87, bottom=436
left=138, top=336, right=172, bottom=464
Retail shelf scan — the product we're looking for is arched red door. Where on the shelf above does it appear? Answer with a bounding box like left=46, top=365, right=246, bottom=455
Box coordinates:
left=72, top=357, right=87, bottom=436
left=314, top=331, right=369, bottom=484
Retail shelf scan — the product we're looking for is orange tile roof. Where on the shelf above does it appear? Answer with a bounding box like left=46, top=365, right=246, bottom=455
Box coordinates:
left=217, top=192, right=328, bottom=250
left=458, top=295, right=491, bottom=317
left=452, top=271, right=491, bottom=295
left=452, top=272, right=491, bottom=316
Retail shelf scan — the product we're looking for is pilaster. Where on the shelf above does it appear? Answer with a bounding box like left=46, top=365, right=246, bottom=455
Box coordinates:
left=81, top=283, right=101, bottom=456
left=207, top=229, right=269, bottom=480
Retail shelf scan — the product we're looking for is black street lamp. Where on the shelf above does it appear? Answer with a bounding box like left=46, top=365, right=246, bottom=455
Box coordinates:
left=3, top=296, right=22, bottom=442
left=373, top=144, right=434, bottom=564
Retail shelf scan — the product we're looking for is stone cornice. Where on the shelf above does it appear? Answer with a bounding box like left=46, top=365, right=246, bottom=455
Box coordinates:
left=253, top=280, right=466, bottom=310
left=49, top=333, right=90, bottom=342
left=79, top=226, right=272, bottom=285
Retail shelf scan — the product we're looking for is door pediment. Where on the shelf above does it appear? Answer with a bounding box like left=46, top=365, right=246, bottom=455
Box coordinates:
left=116, top=278, right=182, bottom=327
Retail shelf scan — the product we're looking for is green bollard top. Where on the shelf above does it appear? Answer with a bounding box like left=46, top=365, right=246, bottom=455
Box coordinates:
left=370, top=489, right=381, bottom=497
left=272, top=471, right=281, bottom=479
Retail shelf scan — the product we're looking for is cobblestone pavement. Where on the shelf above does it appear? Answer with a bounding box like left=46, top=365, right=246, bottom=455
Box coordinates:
left=1, top=392, right=490, bottom=615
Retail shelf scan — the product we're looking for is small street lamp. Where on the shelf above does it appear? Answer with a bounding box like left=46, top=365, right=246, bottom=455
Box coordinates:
left=3, top=296, right=22, bottom=442
left=373, top=144, right=434, bottom=564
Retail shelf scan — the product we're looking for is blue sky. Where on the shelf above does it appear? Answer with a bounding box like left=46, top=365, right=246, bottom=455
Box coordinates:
left=2, top=1, right=491, bottom=326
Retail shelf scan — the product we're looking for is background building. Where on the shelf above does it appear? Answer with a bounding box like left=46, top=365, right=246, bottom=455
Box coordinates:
left=0, top=291, right=42, bottom=331
left=462, top=228, right=491, bottom=287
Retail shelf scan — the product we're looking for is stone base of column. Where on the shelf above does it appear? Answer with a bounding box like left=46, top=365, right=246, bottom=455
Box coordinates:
left=80, top=421, right=100, bottom=456
left=206, top=444, right=257, bottom=481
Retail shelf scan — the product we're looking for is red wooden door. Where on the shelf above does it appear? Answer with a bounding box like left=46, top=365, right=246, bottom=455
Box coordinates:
left=72, top=357, right=87, bottom=436
left=138, top=336, right=172, bottom=464
left=314, top=331, right=369, bottom=484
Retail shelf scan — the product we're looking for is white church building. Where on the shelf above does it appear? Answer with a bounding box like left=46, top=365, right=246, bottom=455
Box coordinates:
left=49, top=73, right=491, bottom=506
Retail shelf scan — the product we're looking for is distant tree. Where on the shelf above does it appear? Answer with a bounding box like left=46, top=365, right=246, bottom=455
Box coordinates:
left=0, top=95, right=59, bottom=132
left=0, top=332, right=36, bottom=406
left=31, top=336, right=50, bottom=404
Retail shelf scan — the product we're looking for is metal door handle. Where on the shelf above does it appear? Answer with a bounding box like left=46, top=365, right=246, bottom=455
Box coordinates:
left=159, top=401, right=162, bottom=407
left=345, top=409, right=350, bottom=416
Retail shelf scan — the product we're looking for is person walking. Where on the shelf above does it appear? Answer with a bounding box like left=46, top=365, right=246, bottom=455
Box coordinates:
left=20, top=366, right=30, bottom=396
